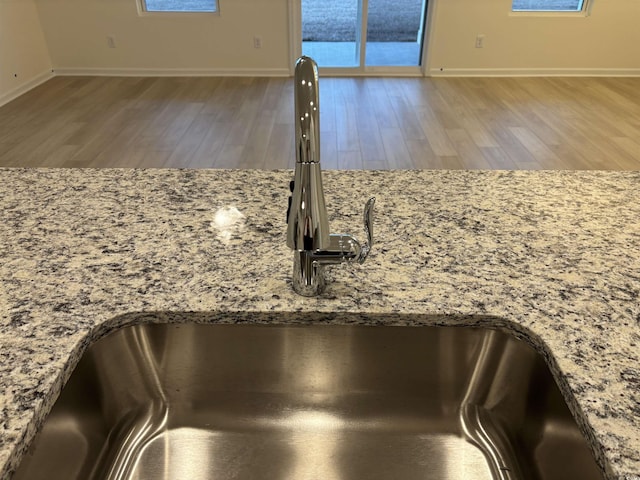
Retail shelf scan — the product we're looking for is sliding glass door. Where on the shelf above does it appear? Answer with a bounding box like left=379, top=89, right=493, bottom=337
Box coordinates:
left=301, top=0, right=427, bottom=72
left=301, top=0, right=361, bottom=67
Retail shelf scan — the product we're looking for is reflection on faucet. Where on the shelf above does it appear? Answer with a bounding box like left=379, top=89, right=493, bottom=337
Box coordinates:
left=286, top=56, right=375, bottom=296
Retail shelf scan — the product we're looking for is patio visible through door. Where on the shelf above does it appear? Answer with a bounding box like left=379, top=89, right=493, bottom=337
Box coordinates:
left=301, top=0, right=427, bottom=70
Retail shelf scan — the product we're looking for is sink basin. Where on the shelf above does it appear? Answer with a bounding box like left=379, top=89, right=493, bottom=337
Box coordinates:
left=14, top=323, right=604, bottom=480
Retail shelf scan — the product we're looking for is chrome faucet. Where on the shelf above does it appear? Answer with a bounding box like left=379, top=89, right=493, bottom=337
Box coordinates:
left=286, top=56, right=375, bottom=296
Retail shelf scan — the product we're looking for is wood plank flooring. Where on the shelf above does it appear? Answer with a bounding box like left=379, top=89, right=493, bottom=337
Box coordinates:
left=1, top=75, right=640, bottom=169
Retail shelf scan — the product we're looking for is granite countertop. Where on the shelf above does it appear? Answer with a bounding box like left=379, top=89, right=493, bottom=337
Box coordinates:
left=0, top=168, right=638, bottom=479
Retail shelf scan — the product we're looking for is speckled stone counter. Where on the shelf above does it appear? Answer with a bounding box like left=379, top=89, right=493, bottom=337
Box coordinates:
left=0, top=168, right=638, bottom=479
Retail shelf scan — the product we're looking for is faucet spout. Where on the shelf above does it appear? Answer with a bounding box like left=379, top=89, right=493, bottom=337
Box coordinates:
left=295, top=56, right=321, bottom=166
left=286, top=56, right=330, bottom=252
left=286, top=56, right=375, bottom=296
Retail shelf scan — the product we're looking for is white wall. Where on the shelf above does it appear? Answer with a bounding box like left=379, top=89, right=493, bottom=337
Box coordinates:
left=0, top=0, right=52, bottom=106
left=34, top=0, right=292, bottom=75
left=5, top=0, right=640, bottom=81
left=426, top=0, right=640, bottom=75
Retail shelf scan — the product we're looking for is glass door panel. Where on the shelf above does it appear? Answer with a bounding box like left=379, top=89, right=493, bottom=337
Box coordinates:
left=302, top=0, right=361, bottom=68
left=365, top=0, right=425, bottom=66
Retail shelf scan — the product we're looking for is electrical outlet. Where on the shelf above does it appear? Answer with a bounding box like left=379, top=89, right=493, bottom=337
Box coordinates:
left=107, top=36, right=116, bottom=48
left=253, top=36, right=262, bottom=49
left=475, top=34, right=485, bottom=49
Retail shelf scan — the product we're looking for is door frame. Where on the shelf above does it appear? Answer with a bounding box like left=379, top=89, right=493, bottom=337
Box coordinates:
left=288, top=0, right=437, bottom=76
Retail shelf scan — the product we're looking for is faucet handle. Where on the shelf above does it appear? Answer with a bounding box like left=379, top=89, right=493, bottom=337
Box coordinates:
left=357, top=197, right=376, bottom=264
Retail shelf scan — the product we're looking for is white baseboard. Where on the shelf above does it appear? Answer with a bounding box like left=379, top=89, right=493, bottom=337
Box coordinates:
left=52, top=67, right=291, bottom=77
left=429, top=67, right=640, bottom=77
left=0, top=70, right=55, bottom=108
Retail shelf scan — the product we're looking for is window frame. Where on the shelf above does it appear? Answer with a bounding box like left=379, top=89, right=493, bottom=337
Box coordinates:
left=509, top=0, right=593, bottom=17
left=136, top=0, right=220, bottom=17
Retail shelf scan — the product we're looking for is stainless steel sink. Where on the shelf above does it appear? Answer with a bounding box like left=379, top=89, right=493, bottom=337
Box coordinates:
left=13, top=323, right=604, bottom=480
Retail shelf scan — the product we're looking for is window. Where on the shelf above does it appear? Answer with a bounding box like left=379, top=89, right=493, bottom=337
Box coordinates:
left=512, top=0, right=585, bottom=12
left=141, top=0, right=218, bottom=13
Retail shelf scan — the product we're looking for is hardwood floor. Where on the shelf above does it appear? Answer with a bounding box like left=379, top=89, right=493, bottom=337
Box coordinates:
left=1, top=75, right=640, bottom=169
